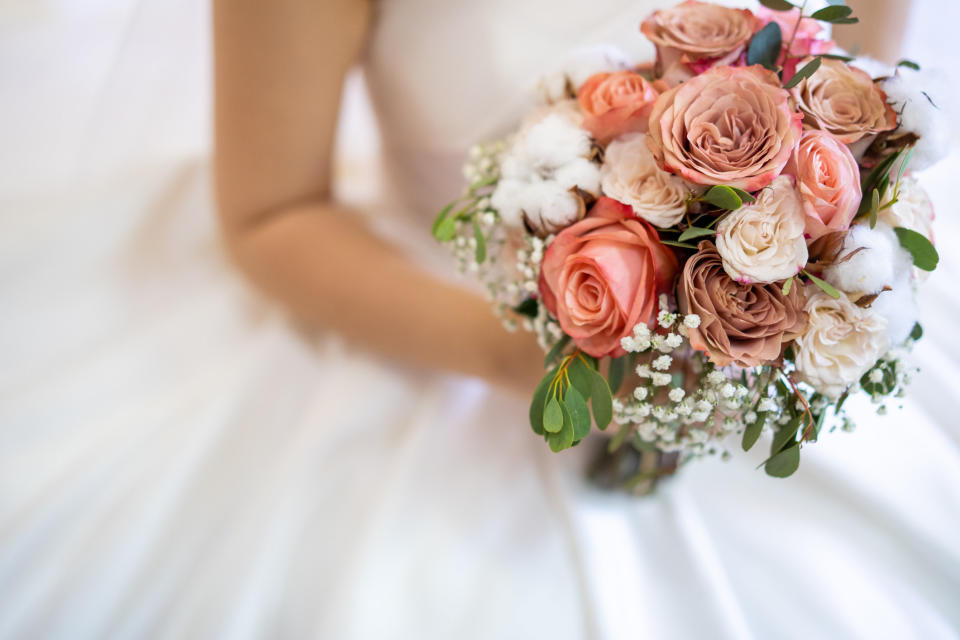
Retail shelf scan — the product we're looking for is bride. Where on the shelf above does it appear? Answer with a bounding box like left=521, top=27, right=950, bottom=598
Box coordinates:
left=1, top=0, right=955, bottom=638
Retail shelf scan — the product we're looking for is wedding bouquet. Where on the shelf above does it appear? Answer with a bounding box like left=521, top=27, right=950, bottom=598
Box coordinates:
left=432, top=0, right=944, bottom=489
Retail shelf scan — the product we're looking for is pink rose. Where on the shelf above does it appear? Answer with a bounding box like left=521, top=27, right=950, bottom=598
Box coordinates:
left=539, top=197, right=679, bottom=358
left=641, top=1, right=758, bottom=86
left=785, top=130, right=862, bottom=241
left=647, top=65, right=802, bottom=192
left=577, top=71, right=660, bottom=145
left=756, top=7, right=835, bottom=78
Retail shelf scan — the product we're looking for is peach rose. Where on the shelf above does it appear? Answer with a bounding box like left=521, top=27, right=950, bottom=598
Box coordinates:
left=647, top=65, right=802, bottom=192
left=678, top=241, right=807, bottom=367
left=790, top=58, right=897, bottom=144
left=641, top=1, right=757, bottom=85
left=756, top=7, right=834, bottom=79
left=785, top=130, right=862, bottom=241
left=539, top=197, right=679, bottom=358
left=577, top=71, right=660, bottom=145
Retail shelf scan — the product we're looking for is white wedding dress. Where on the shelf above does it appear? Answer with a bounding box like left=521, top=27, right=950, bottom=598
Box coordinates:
left=1, top=0, right=959, bottom=638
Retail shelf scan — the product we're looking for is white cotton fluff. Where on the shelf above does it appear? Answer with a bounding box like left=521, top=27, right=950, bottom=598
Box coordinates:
left=851, top=56, right=894, bottom=80
left=881, top=67, right=953, bottom=170
left=535, top=44, right=633, bottom=103
left=491, top=113, right=600, bottom=232
left=869, top=271, right=919, bottom=346
left=822, top=223, right=913, bottom=294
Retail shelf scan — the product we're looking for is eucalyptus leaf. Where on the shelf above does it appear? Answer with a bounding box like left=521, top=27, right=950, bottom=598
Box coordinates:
left=771, top=415, right=803, bottom=453
left=747, top=22, right=783, bottom=70
left=678, top=226, right=716, bottom=243
left=897, top=59, right=921, bottom=71
left=742, top=415, right=765, bottom=451
left=830, top=17, right=859, bottom=24
left=434, top=217, right=456, bottom=242
left=758, top=0, right=794, bottom=10
left=567, top=356, right=593, bottom=400
left=781, top=277, right=792, bottom=296
left=543, top=334, right=571, bottom=368
left=543, top=396, right=564, bottom=434
left=529, top=368, right=556, bottom=435
left=513, top=298, right=538, bottom=319
left=810, top=5, right=853, bottom=21
left=702, top=185, right=744, bottom=210
left=859, top=150, right=902, bottom=213
left=730, top=187, right=756, bottom=203
left=764, top=444, right=801, bottom=477
left=565, top=385, right=592, bottom=440
left=805, top=271, right=841, bottom=299
left=661, top=240, right=699, bottom=250
left=895, top=146, right=914, bottom=193
left=784, top=56, right=822, bottom=89
left=868, top=188, right=880, bottom=229
left=431, top=202, right=455, bottom=235
left=548, top=403, right=575, bottom=452
left=472, top=215, right=486, bottom=264
left=589, top=369, right=613, bottom=430
left=909, top=322, right=923, bottom=341
left=608, top=357, right=626, bottom=395
left=820, top=53, right=854, bottom=62
left=894, top=227, right=939, bottom=271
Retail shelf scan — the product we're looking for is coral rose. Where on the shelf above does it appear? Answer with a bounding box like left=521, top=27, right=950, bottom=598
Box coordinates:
left=794, top=288, right=890, bottom=398
left=577, top=71, right=659, bottom=145
left=600, top=133, right=700, bottom=228
left=641, top=1, right=757, bottom=85
left=678, top=241, right=807, bottom=367
left=647, top=65, right=802, bottom=192
left=715, top=176, right=809, bottom=284
left=539, top=197, right=678, bottom=358
left=790, top=58, right=897, bottom=144
left=785, top=130, right=862, bottom=241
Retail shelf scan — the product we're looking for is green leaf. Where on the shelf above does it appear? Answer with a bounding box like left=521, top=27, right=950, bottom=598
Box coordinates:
left=702, top=185, right=744, bottom=211
left=433, top=217, right=456, bottom=242
left=895, top=147, right=914, bottom=194
left=567, top=356, right=593, bottom=400
left=894, top=226, right=939, bottom=271
left=758, top=0, right=794, bottom=10
left=784, top=56, right=822, bottom=89
left=678, top=226, right=716, bottom=243
left=431, top=202, right=455, bottom=235
left=771, top=415, right=803, bottom=453
left=589, top=369, right=613, bottom=430
left=805, top=271, right=841, bottom=299
left=897, top=59, right=921, bottom=71
left=547, top=403, right=575, bottom=452
left=608, top=422, right=632, bottom=453
left=764, top=444, right=801, bottom=478
left=565, top=385, right=592, bottom=441
left=543, top=334, right=571, bottom=368
left=810, top=5, right=853, bottom=21
left=747, top=22, right=783, bottom=70
left=512, top=298, right=538, bottom=319
left=909, top=322, right=923, bottom=341
left=781, top=277, right=793, bottom=296
left=730, top=187, right=756, bottom=204
left=830, top=16, right=859, bottom=24
left=543, top=395, right=564, bottom=434
left=660, top=240, right=699, bottom=250
left=608, top=357, right=626, bottom=395
left=742, top=415, right=765, bottom=452
left=820, top=53, right=854, bottom=62
left=472, top=215, right=486, bottom=264
left=868, top=188, right=880, bottom=229
left=529, top=368, right=556, bottom=435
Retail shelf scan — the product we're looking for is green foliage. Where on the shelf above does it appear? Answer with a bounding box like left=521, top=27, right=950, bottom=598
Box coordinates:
left=742, top=414, right=765, bottom=452
left=529, top=367, right=557, bottom=435
left=868, top=188, right=880, bottom=229
left=548, top=403, right=575, bottom=452
left=894, top=227, right=939, bottom=271
left=472, top=214, right=486, bottom=264
left=747, top=22, right=783, bottom=70
left=512, top=298, right=538, bottom=319
left=730, top=187, right=756, bottom=204
left=702, top=185, right=746, bottom=210
left=781, top=276, right=793, bottom=296
left=810, top=5, right=853, bottom=22
left=543, top=334, right=571, bottom=368
left=909, top=322, right=923, bottom=342
left=434, top=217, right=456, bottom=242
left=589, top=367, right=613, bottom=431
left=566, top=356, right=593, bottom=399
left=678, top=226, right=715, bottom=243
left=660, top=240, right=699, bottom=250
left=803, top=270, right=841, bottom=299
left=784, top=56, right=822, bottom=89
left=771, top=415, right=803, bottom=453
left=431, top=202, right=455, bottom=236
left=758, top=0, right=794, bottom=11
left=764, top=444, right=801, bottom=477
left=565, top=385, right=592, bottom=440
left=607, top=357, right=626, bottom=395
left=543, top=396, right=564, bottom=433
left=859, top=149, right=905, bottom=215
left=897, top=59, right=921, bottom=71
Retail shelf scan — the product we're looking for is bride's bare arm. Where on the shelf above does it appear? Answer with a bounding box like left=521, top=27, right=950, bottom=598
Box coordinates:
left=213, top=0, right=542, bottom=390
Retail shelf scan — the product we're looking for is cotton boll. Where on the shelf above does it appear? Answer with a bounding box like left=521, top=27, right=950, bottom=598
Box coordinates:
left=535, top=44, right=632, bottom=103
left=851, top=56, right=894, bottom=80
left=519, top=181, right=581, bottom=232
left=869, top=272, right=919, bottom=346
left=520, top=114, right=593, bottom=167
left=882, top=68, right=953, bottom=170
left=822, top=223, right=910, bottom=294
left=491, top=179, right=527, bottom=227
left=552, top=157, right=601, bottom=194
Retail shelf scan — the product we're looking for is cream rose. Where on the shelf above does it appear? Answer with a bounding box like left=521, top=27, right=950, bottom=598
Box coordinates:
left=880, top=176, right=935, bottom=242
left=641, top=1, right=757, bottom=85
left=647, top=65, right=802, bottom=192
left=790, top=58, right=897, bottom=144
left=715, top=176, right=808, bottom=284
left=600, top=133, right=697, bottom=228
left=785, top=130, right=862, bottom=241
left=794, top=289, right=890, bottom=398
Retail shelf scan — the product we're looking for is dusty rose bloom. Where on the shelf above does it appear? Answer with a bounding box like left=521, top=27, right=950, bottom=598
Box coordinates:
left=539, top=197, right=678, bottom=358
left=577, top=71, right=660, bottom=145
left=647, top=65, right=802, bottom=192
left=785, top=130, right=862, bottom=241
left=678, top=241, right=807, bottom=367
left=641, top=1, right=757, bottom=85
left=790, top=58, right=897, bottom=144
